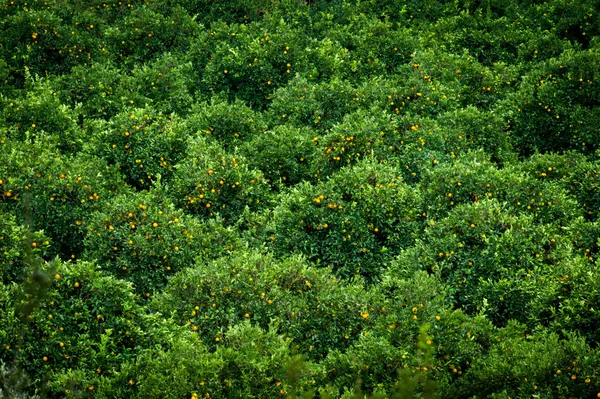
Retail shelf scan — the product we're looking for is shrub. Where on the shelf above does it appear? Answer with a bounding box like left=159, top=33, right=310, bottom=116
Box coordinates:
left=94, top=323, right=320, bottom=399
left=0, top=137, right=126, bottom=259
left=153, top=250, right=385, bottom=360
left=311, top=13, right=418, bottom=78
left=434, top=107, right=515, bottom=165
left=83, top=188, right=242, bottom=296
left=200, top=17, right=308, bottom=108
left=420, top=150, right=581, bottom=225
left=128, top=53, right=194, bottom=116
left=0, top=213, right=50, bottom=284
left=54, top=61, right=132, bottom=121
left=450, top=329, right=600, bottom=398
left=403, top=48, right=519, bottom=111
left=85, top=107, right=188, bottom=189
left=1, top=74, right=83, bottom=153
left=267, top=159, right=423, bottom=282
left=505, top=47, right=600, bottom=155
left=240, top=124, right=319, bottom=187
left=324, top=271, right=450, bottom=394
left=392, top=198, right=582, bottom=328
left=158, top=0, right=272, bottom=25
left=2, top=259, right=153, bottom=395
left=167, top=136, right=270, bottom=223
left=185, top=97, right=267, bottom=150
left=0, top=8, right=102, bottom=82
left=102, top=5, right=200, bottom=67
left=266, top=76, right=363, bottom=132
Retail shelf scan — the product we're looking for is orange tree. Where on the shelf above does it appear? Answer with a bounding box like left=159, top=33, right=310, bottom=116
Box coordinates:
left=448, top=328, right=600, bottom=398
left=322, top=270, right=450, bottom=394
left=85, top=107, right=188, bottom=189
left=167, top=136, right=271, bottom=224
left=240, top=124, right=319, bottom=187
left=54, top=62, right=132, bottom=121
left=101, top=5, right=200, bottom=67
left=197, top=16, right=308, bottom=109
left=503, top=46, right=600, bottom=155
left=394, top=198, right=576, bottom=326
left=0, top=6, right=103, bottom=84
left=0, top=136, right=126, bottom=260
left=1, top=75, right=84, bottom=154
left=92, top=322, right=317, bottom=399
left=419, top=150, right=581, bottom=225
left=184, top=97, right=267, bottom=151
left=265, top=159, right=424, bottom=282
left=83, top=188, right=243, bottom=296
left=0, top=213, right=50, bottom=284
left=127, top=53, right=195, bottom=116
left=152, top=250, right=385, bottom=361
left=1, top=259, right=180, bottom=397
left=266, top=76, right=365, bottom=133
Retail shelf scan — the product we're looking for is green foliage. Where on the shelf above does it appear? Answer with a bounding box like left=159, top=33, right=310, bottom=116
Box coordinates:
left=128, top=53, right=195, bottom=115
left=2, top=259, right=151, bottom=395
left=185, top=97, right=267, bottom=150
left=154, top=250, right=384, bottom=360
left=83, top=189, right=242, bottom=296
left=54, top=61, right=131, bottom=121
left=267, top=76, right=364, bottom=132
left=159, top=0, right=273, bottom=26
left=2, top=0, right=600, bottom=396
left=266, top=159, right=423, bottom=281
left=0, top=137, right=125, bottom=259
left=102, top=5, right=200, bottom=67
left=1, top=74, right=83, bottom=153
left=506, top=47, right=600, bottom=154
left=201, top=18, right=306, bottom=108
left=0, top=8, right=101, bottom=83
left=0, top=213, right=50, bottom=284
left=241, top=125, right=319, bottom=187
left=393, top=198, right=579, bottom=326
left=420, top=150, right=581, bottom=224
left=94, top=323, right=320, bottom=399
left=168, top=136, right=271, bottom=223
left=85, top=107, right=188, bottom=189
left=451, top=328, right=600, bottom=398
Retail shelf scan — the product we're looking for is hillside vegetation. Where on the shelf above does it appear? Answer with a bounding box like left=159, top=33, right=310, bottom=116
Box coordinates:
left=1, top=0, right=600, bottom=397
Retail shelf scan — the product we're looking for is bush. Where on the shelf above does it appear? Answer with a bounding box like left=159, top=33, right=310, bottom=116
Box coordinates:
left=154, top=250, right=385, bottom=361
left=1, top=74, right=83, bottom=153
left=102, top=5, right=200, bottom=67
left=54, top=61, right=132, bottom=121
left=241, top=124, right=319, bottom=187
left=128, top=53, right=194, bottom=116
left=434, top=107, right=515, bottom=165
left=83, top=188, right=242, bottom=296
left=267, top=159, right=423, bottom=282
left=94, top=322, right=319, bottom=399
left=266, top=76, right=363, bottom=132
left=324, top=271, right=449, bottom=394
left=2, top=259, right=153, bottom=395
left=85, top=107, right=188, bottom=189
left=167, top=136, right=271, bottom=223
left=0, top=213, right=50, bottom=284
left=420, top=150, right=581, bottom=225
left=450, top=328, right=600, bottom=398
left=392, top=197, right=584, bottom=328
left=0, top=8, right=103, bottom=83
left=0, top=137, right=126, bottom=259
left=195, top=16, right=309, bottom=108
left=506, top=47, right=600, bottom=155
left=185, top=97, right=267, bottom=150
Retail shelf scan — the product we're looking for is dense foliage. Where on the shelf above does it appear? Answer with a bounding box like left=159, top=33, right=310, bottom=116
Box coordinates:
left=1, top=0, right=600, bottom=397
